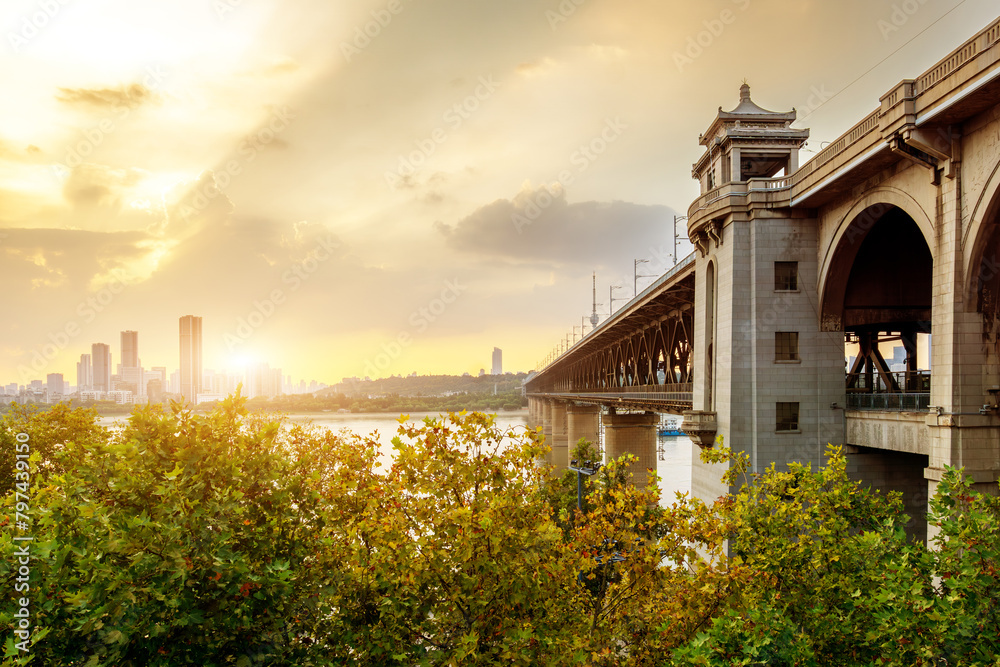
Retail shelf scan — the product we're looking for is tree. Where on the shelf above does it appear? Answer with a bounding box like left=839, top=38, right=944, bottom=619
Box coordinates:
left=674, top=442, right=912, bottom=666
left=1, top=395, right=334, bottom=665
left=871, top=468, right=1000, bottom=666
left=312, top=411, right=581, bottom=665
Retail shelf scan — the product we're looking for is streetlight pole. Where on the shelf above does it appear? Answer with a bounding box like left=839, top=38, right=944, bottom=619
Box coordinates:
left=567, top=459, right=602, bottom=511
left=609, top=284, right=624, bottom=315
left=634, top=258, right=657, bottom=294
left=673, top=215, right=688, bottom=265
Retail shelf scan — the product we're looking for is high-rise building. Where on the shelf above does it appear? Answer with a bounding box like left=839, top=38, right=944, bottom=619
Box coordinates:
left=491, top=347, right=502, bottom=375
left=76, top=353, right=93, bottom=392
left=179, top=315, right=203, bottom=404
left=146, top=378, right=164, bottom=404
left=120, top=330, right=139, bottom=368
left=46, top=373, right=64, bottom=402
left=245, top=362, right=282, bottom=399
left=92, top=343, right=111, bottom=392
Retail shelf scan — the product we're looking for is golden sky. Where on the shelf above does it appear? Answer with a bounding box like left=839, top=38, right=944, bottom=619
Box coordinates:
left=2, top=0, right=997, bottom=385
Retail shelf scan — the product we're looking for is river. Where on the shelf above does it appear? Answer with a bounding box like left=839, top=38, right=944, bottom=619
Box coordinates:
left=99, top=410, right=692, bottom=504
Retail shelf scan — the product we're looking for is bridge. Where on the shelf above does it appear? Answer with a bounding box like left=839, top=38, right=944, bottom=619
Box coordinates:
left=525, top=15, right=1000, bottom=543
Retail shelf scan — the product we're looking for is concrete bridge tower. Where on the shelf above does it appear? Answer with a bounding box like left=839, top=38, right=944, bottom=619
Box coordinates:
left=682, top=84, right=846, bottom=503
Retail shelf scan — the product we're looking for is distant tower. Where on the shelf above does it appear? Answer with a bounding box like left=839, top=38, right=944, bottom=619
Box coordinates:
left=491, top=347, right=502, bottom=375
left=46, top=373, right=64, bottom=402
left=179, top=316, right=203, bottom=405
left=91, top=343, right=111, bottom=392
left=589, top=272, right=600, bottom=330
left=76, top=353, right=93, bottom=392
left=120, top=330, right=139, bottom=368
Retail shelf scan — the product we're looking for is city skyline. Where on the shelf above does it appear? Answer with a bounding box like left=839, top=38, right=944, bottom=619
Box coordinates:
left=7, top=316, right=327, bottom=396
left=2, top=0, right=998, bottom=383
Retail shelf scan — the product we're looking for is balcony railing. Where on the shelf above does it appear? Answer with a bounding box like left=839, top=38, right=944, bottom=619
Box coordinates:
left=847, top=370, right=930, bottom=393
left=846, top=370, right=930, bottom=411
left=846, top=393, right=930, bottom=411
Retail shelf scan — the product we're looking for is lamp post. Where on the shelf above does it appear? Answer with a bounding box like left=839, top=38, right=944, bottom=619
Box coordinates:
left=673, top=215, right=688, bottom=265
left=634, top=258, right=657, bottom=294
left=609, top=284, right=625, bottom=315
left=567, top=459, right=602, bottom=511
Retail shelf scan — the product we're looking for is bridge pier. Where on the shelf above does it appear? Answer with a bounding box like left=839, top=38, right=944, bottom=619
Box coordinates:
left=567, top=403, right=601, bottom=456
left=604, top=411, right=658, bottom=487
left=550, top=401, right=569, bottom=472
left=842, top=446, right=928, bottom=544
left=540, top=399, right=553, bottom=465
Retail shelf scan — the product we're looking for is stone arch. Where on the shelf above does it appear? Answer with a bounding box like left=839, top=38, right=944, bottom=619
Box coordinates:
left=819, top=187, right=935, bottom=319
left=704, top=259, right=717, bottom=411
left=964, top=157, right=1000, bottom=360
left=963, top=154, right=1000, bottom=308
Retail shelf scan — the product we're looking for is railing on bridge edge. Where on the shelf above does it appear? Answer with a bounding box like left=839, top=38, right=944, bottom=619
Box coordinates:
left=846, top=370, right=930, bottom=411
left=534, top=253, right=696, bottom=375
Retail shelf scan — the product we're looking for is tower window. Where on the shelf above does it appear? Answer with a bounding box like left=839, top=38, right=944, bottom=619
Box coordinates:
left=776, top=402, right=800, bottom=432
left=775, top=332, right=799, bottom=361
left=775, top=261, right=798, bottom=291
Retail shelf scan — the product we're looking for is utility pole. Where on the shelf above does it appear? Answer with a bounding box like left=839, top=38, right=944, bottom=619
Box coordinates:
left=634, top=258, right=655, bottom=294
left=590, top=272, right=601, bottom=330
left=609, top=284, right=625, bottom=315
left=673, top=215, right=688, bottom=265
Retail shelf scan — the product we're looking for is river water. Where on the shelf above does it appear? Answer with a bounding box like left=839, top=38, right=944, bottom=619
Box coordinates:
left=99, top=410, right=692, bottom=504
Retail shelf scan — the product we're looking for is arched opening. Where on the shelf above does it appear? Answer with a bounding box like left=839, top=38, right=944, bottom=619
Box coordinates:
left=975, top=222, right=1000, bottom=357
left=823, top=204, right=933, bottom=408
left=704, top=261, right=716, bottom=411
left=970, top=195, right=1000, bottom=395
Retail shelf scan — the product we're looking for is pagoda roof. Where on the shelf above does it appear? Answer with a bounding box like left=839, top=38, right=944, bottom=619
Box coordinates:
left=699, top=83, right=801, bottom=146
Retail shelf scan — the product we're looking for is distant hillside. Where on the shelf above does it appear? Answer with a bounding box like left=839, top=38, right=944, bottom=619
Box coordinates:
left=322, top=373, right=529, bottom=398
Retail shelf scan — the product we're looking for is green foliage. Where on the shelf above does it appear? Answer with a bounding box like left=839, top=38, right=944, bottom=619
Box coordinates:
left=870, top=468, right=1000, bottom=666
left=2, top=405, right=999, bottom=666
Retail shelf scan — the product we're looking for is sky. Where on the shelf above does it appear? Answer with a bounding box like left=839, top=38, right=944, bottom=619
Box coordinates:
left=1, top=0, right=997, bottom=386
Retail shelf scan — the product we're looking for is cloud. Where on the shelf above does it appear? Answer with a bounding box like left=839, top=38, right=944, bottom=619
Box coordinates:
left=436, top=182, right=675, bottom=269
left=0, top=140, right=45, bottom=163
left=56, top=83, right=158, bottom=110
left=0, top=228, right=155, bottom=293
left=62, top=163, right=145, bottom=211
left=152, top=170, right=237, bottom=239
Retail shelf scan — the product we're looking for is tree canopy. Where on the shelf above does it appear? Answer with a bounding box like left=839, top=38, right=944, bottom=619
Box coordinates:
left=1, top=400, right=997, bottom=665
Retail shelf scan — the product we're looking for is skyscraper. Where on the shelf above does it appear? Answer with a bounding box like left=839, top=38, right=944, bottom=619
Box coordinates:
left=46, top=373, right=63, bottom=401
left=492, top=347, right=502, bottom=375
left=76, top=353, right=92, bottom=392
left=92, top=343, right=111, bottom=392
left=179, top=315, right=203, bottom=404
left=120, top=330, right=139, bottom=368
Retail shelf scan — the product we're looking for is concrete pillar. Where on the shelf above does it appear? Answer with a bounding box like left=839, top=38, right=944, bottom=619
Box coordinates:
left=540, top=400, right=553, bottom=465
left=550, top=402, right=569, bottom=472
left=604, top=412, right=658, bottom=486
left=844, top=447, right=927, bottom=544
left=566, top=403, right=601, bottom=458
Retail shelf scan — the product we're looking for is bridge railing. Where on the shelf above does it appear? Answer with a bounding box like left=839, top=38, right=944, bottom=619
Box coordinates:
left=597, top=383, right=694, bottom=394
left=845, top=370, right=930, bottom=411
left=846, top=370, right=930, bottom=393
left=846, top=393, right=930, bottom=411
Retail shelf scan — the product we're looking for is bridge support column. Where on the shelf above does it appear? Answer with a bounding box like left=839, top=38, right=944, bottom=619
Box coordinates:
left=550, top=402, right=569, bottom=473
left=567, top=404, right=601, bottom=458
left=540, top=400, right=553, bottom=464
left=604, top=412, right=658, bottom=486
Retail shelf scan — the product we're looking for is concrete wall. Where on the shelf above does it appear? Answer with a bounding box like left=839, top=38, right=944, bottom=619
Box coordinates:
left=846, top=410, right=930, bottom=455
left=604, top=412, right=658, bottom=488
left=842, top=446, right=928, bottom=544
